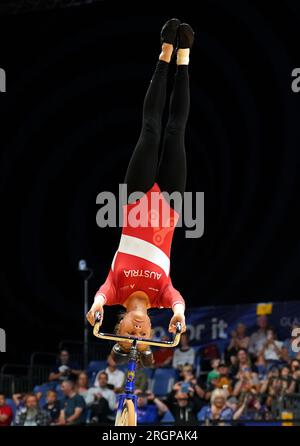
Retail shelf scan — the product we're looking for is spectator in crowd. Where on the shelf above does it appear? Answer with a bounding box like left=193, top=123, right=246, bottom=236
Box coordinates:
left=191, top=382, right=207, bottom=405
left=76, top=372, right=90, bottom=403
left=226, top=395, right=239, bottom=413
left=254, top=352, right=268, bottom=380
left=206, top=358, right=221, bottom=386
left=86, top=371, right=116, bottom=423
left=176, top=365, right=206, bottom=402
left=233, top=368, right=260, bottom=402
left=135, top=390, right=167, bottom=424
left=215, top=361, right=233, bottom=394
left=197, top=388, right=234, bottom=425
left=260, top=365, right=296, bottom=410
left=231, top=348, right=256, bottom=377
left=281, top=346, right=291, bottom=365
left=166, top=380, right=203, bottom=425
left=86, top=371, right=117, bottom=425
left=172, top=332, right=195, bottom=370
left=89, top=398, right=110, bottom=425
left=248, top=315, right=269, bottom=358
left=178, top=364, right=194, bottom=381
left=201, top=359, right=224, bottom=401
left=15, top=394, right=50, bottom=426
left=175, top=365, right=193, bottom=387
left=283, top=324, right=300, bottom=360
left=200, top=344, right=220, bottom=372
left=258, top=328, right=283, bottom=367
left=12, top=393, right=25, bottom=407
left=57, top=380, right=86, bottom=425
left=290, top=359, right=300, bottom=393
left=169, top=365, right=206, bottom=407
left=230, top=392, right=265, bottom=421
left=49, top=350, right=81, bottom=383
left=227, top=394, right=251, bottom=421
left=0, top=394, right=13, bottom=427
left=227, top=323, right=250, bottom=359
left=279, top=365, right=296, bottom=393
left=94, top=354, right=125, bottom=392
left=290, top=359, right=300, bottom=373
left=43, top=390, right=60, bottom=425
left=12, top=393, right=26, bottom=420
left=152, top=336, right=174, bottom=368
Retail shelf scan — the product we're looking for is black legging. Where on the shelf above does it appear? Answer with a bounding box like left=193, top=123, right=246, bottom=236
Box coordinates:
left=124, top=60, right=190, bottom=211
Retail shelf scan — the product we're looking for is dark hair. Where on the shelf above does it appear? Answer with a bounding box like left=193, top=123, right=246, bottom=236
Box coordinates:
left=237, top=348, right=252, bottom=367
left=99, top=371, right=108, bottom=380
left=291, top=359, right=300, bottom=366
left=114, top=313, right=126, bottom=335
left=237, top=348, right=248, bottom=355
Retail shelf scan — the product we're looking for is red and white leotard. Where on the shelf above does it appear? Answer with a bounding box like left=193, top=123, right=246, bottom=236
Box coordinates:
left=95, top=183, right=185, bottom=309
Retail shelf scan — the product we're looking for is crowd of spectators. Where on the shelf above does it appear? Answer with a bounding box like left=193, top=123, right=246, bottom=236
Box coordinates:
left=1, top=315, right=300, bottom=426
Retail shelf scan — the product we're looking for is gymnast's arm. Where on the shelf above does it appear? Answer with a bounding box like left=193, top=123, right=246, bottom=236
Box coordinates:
left=161, top=280, right=186, bottom=334
left=86, top=269, right=116, bottom=326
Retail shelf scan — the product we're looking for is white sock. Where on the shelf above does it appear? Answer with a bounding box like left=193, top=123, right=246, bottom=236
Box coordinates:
left=177, top=48, right=190, bottom=65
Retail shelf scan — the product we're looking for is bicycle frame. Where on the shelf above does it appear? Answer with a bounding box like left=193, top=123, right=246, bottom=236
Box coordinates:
left=93, top=315, right=182, bottom=425
left=115, top=340, right=139, bottom=424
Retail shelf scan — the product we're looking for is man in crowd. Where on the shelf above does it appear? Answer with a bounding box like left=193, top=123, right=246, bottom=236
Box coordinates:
left=43, top=390, right=60, bottom=424
left=57, top=380, right=86, bottom=425
left=165, top=388, right=202, bottom=425
left=49, top=349, right=81, bottom=383
left=248, top=315, right=269, bottom=358
left=14, top=394, right=50, bottom=426
left=94, top=354, right=125, bottom=392
left=86, top=372, right=116, bottom=424
left=135, top=390, right=168, bottom=424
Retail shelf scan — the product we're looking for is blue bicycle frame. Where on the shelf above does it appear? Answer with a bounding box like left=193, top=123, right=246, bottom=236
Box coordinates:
left=115, top=340, right=138, bottom=421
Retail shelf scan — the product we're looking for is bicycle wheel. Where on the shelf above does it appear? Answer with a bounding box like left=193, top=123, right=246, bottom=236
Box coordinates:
left=115, top=399, right=136, bottom=426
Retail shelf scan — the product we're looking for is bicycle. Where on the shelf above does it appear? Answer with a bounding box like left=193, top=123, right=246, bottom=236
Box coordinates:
left=93, top=312, right=182, bottom=426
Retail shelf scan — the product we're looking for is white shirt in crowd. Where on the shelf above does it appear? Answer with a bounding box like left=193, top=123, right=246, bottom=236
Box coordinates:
left=85, top=386, right=116, bottom=411
left=263, top=340, right=283, bottom=361
left=172, top=347, right=195, bottom=369
left=94, top=367, right=125, bottom=389
left=248, top=330, right=267, bottom=356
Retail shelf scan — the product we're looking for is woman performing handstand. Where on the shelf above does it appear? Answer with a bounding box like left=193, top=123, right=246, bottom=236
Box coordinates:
left=87, top=18, right=194, bottom=364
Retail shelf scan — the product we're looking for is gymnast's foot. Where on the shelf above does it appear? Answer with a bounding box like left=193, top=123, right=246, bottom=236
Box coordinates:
left=177, top=23, right=195, bottom=65
left=159, top=18, right=181, bottom=63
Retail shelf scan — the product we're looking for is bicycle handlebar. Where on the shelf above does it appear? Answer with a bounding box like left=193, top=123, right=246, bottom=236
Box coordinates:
left=93, top=312, right=182, bottom=348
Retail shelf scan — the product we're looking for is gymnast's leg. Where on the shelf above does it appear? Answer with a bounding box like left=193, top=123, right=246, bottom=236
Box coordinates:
left=156, top=23, right=194, bottom=213
left=124, top=18, right=181, bottom=201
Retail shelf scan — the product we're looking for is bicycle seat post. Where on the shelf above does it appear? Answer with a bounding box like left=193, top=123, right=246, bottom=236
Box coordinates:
left=129, top=340, right=138, bottom=360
